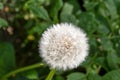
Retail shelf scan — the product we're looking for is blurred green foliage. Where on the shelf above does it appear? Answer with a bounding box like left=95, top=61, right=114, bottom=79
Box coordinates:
left=0, top=0, right=120, bottom=80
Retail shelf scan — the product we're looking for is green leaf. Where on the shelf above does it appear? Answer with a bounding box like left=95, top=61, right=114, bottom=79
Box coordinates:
left=98, top=24, right=110, bottom=35
left=22, top=70, right=38, bottom=79
left=67, top=72, right=85, bottom=80
left=78, top=12, right=98, bottom=34
left=61, top=2, right=73, bottom=15
left=96, top=15, right=110, bottom=35
left=24, top=0, right=47, bottom=8
left=102, top=69, right=120, bottom=80
left=100, top=37, right=113, bottom=51
left=66, top=0, right=80, bottom=13
left=84, top=1, right=99, bottom=11
left=60, top=14, right=77, bottom=24
left=104, top=0, right=118, bottom=19
left=89, top=37, right=97, bottom=54
left=28, top=22, right=51, bottom=35
left=107, top=50, right=119, bottom=70
left=55, top=75, right=64, bottom=80
left=0, top=18, right=8, bottom=28
left=114, top=0, right=120, bottom=15
left=49, top=0, right=63, bottom=22
left=0, top=42, right=15, bottom=77
left=98, top=3, right=109, bottom=18
left=60, top=3, right=77, bottom=24
left=88, top=73, right=102, bottom=80
left=95, top=57, right=109, bottom=71
left=0, top=3, right=3, bottom=10
left=87, top=65, right=100, bottom=75
left=25, top=1, right=50, bottom=21
left=30, top=6, right=50, bottom=21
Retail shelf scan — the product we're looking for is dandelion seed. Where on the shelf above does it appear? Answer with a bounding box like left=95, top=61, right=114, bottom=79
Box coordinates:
left=39, top=23, right=89, bottom=70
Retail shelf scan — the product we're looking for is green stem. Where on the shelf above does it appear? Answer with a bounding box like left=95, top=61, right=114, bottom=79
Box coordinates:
left=45, top=69, right=56, bottom=80
left=1, top=63, right=44, bottom=79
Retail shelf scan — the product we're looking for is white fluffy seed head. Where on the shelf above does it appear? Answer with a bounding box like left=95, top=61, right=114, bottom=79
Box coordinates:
left=39, top=23, right=89, bottom=71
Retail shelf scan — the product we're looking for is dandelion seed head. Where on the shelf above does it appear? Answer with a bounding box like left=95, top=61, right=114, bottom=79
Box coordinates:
left=39, top=23, right=89, bottom=70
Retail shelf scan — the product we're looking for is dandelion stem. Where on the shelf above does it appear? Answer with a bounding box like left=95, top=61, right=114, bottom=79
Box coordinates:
left=45, top=69, right=56, bottom=80
left=1, top=63, right=44, bottom=79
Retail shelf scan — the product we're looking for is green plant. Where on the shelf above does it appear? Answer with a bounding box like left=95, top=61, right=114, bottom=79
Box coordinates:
left=0, top=0, right=120, bottom=80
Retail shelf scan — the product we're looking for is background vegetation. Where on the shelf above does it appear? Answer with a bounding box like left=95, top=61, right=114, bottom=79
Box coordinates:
left=0, top=0, right=120, bottom=80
